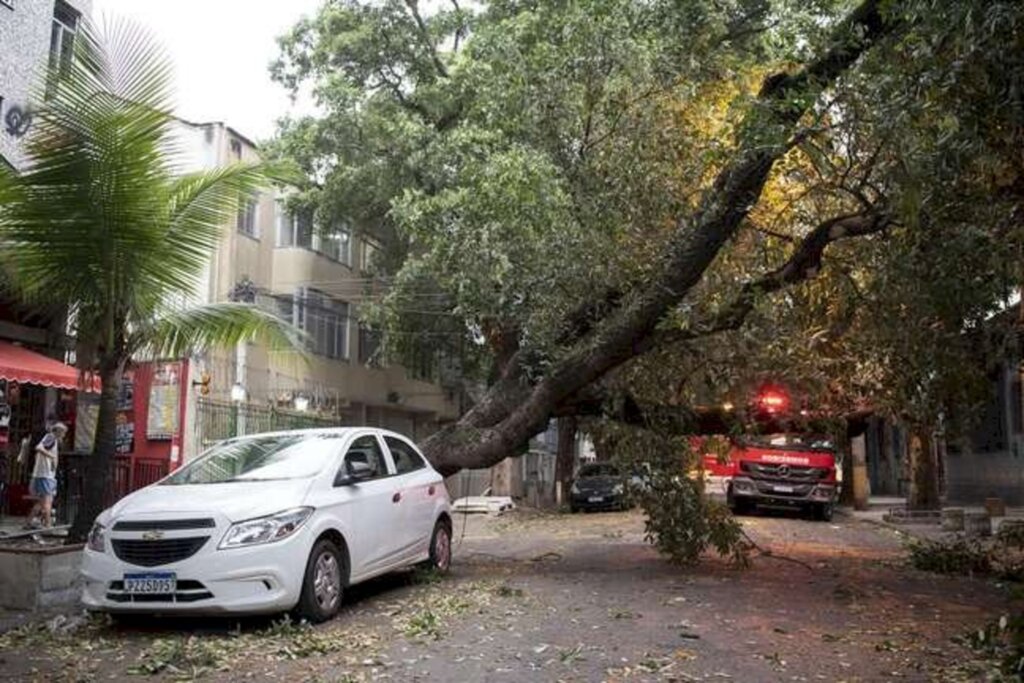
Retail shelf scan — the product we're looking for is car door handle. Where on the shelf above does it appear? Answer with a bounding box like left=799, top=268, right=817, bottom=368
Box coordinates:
left=392, top=492, right=402, bottom=503
left=428, top=485, right=436, bottom=496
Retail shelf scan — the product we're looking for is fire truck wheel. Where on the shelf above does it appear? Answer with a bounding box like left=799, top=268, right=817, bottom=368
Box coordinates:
left=813, top=502, right=834, bottom=522
left=727, top=487, right=752, bottom=516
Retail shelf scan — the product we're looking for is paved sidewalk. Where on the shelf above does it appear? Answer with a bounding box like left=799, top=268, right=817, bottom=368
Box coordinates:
left=842, top=496, right=1024, bottom=541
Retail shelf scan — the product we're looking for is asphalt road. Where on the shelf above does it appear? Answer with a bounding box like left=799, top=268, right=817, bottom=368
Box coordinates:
left=0, top=508, right=1015, bottom=682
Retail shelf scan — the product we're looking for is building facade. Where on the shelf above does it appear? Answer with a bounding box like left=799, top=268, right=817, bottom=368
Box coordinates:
left=171, top=119, right=461, bottom=459
left=0, top=0, right=91, bottom=172
left=1, top=0, right=95, bottom=518
left=945, top=361, right=1024, bottom=505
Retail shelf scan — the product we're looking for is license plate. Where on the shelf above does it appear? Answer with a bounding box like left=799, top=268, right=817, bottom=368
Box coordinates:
left=774, top=485, right=794, bottom=493
left=124, top=572, right=176, bottom=594
left=588, top=496, right=603, bottom=503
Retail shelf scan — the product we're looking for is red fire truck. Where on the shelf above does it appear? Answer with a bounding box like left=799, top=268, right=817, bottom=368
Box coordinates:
left=696, top=386, right=841, bottom=521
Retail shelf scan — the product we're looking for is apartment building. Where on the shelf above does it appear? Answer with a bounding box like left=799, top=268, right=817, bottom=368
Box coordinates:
left=1, top=0, right=95, bottom=517
left=0, top=0, right=90, bottom=172
left=173, top=119, right=461, bottom=452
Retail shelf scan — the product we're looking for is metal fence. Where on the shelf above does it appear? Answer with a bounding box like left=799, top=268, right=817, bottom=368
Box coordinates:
left=55, top=454, right=169, bottom=525
left=194, top=399, right=345, bottom=450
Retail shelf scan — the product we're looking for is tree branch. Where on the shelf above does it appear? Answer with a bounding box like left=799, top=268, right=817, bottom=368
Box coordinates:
left=643, top=211, right=892, bottom=351
left=403, top=0, right=449, bottom=79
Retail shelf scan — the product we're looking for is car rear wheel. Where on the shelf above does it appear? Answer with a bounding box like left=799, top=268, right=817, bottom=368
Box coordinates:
left=295, top=539, right=345, bottom=623
left=424, top=519, right=452, bottom=573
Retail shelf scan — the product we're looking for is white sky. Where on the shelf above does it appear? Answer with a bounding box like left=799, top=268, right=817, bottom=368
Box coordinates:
left=92, top=0, right=323, bottom=142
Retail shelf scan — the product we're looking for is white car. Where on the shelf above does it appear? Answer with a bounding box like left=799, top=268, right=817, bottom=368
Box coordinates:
left=80, top=428, right=453, bottom=622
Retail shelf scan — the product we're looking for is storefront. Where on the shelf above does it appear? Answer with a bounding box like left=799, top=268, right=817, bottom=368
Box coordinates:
left=0, top=340, right=99, bottom=517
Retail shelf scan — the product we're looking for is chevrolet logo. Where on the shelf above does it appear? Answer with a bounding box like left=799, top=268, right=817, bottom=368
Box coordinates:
left=142, top=530, right=164, bottom=541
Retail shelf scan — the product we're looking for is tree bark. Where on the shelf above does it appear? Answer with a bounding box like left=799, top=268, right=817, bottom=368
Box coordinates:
left=67, top=358, right=123, bottom=543
left=838, top=423, right=855, bottom=506
left=555, top=416, right=577, bottom=505
left=908, top=429, right=940, bottom=510
left=418, top=0, right=894, bottom=476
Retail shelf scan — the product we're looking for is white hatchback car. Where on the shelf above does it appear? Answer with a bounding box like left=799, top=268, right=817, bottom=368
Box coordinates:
left=80, top=428, right=453, bottom=622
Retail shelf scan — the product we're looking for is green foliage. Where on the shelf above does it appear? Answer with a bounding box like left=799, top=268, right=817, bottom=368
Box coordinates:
left=590, top=420, right=748, bottom=566
left=271, top=0, right=1024, bottom=557
left=950, top=613, right=1024, bottom=682
left=908, top=537, right=993, bottom=576
left=908, top=534, right=1024, bottom=583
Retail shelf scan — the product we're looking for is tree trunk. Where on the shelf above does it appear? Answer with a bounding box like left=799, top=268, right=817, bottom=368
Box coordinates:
left=837, top=424, right=855, bottom=506
left=67, top=358, right=123, bottom=543
left=555, top=416, right=577, bottom=505
left=908, top=429, right=940, bottom=511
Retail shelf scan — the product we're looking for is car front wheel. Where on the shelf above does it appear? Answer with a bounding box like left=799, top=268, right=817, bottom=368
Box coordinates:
left=295, top=539, right=345, bottom=623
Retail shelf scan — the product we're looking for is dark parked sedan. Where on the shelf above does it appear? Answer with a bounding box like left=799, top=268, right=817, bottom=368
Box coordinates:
left=569, top=463, right=628, bottom=512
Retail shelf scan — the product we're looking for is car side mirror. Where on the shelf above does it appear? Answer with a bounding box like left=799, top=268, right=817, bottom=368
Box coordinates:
left=334, top=459, right=374, bottom=487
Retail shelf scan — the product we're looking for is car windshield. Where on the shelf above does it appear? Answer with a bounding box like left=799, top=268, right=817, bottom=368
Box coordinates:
left=162, top=433, right=343, bottom=485
left=744, top=433, right=833, bottom=450
left=579, top=463, right=620, bottom=478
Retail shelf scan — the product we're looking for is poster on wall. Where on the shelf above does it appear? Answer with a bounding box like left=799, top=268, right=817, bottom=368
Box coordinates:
left=117, top=371, right=135, bottom=411
left=115, top=412, right=135, bottom=454
left=147, top=363, right=180, bottom=440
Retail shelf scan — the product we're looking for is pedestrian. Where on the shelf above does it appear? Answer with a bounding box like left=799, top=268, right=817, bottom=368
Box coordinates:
left=26, top=422, right=67, bottom=529
left=0, top=445, right=7, bottom=520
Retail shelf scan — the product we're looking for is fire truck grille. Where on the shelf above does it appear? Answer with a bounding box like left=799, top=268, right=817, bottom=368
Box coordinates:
left=741, top=462, right=829, bottom=481
left=753, top=481, right=815, bottom=497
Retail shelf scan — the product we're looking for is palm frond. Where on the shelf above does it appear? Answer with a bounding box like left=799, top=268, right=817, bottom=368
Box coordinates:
left=141, top=303, right=308, bottom=360
left=0, top=16, right=283, bottom=352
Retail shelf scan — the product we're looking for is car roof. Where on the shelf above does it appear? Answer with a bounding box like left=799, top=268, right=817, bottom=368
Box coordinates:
left=223, top=426, right=417, bottom=443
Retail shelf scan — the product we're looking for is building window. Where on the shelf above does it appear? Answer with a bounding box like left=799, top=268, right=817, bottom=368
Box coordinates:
left=358, top=324, right=382, bottom=366
left=236, top=199, right=258, bottom=238
left=49, top=1, right=79, bottom=77
left=407, top=344, right=437, bottom=382
left=281, top=288, right=350, bottom=360
left=360, top=238, right=379, bottom=273
left=315, top=228, right=351, bottom=264
left=278, top=207, right=313, bottom=249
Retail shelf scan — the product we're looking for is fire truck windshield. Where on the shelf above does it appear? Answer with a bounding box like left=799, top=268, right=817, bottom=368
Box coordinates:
left=742, top=433, right=833, bottom=451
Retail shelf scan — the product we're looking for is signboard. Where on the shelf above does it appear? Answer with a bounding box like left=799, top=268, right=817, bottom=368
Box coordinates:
left=146, top=363, right=180, bottom=440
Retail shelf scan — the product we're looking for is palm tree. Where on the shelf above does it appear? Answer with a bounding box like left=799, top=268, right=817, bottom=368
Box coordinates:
left=0, top=19, right=302, bottom=541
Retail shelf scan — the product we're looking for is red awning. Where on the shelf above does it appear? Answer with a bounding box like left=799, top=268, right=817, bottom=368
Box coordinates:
left=0, top=341, right=100, bottom=392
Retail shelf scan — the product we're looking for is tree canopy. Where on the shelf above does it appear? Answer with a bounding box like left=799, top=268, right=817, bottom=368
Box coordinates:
left=270, top=0, right=1024, bottom=478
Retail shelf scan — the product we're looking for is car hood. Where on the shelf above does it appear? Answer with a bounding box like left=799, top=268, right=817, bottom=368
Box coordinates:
left=106, top=478, right=315, bottom=523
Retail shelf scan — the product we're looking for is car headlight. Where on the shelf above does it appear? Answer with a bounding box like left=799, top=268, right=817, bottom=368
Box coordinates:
left=219, top=507, right=314, bottom=550
left=87, top=522, right=106, bottom=553
left=570, top=483, right=580, bottom=495
left=613, top=484, right=624, bottom=495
